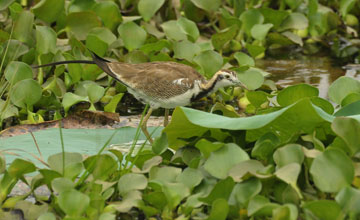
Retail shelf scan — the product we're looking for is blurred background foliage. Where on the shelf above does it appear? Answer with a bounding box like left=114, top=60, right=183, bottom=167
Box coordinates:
left=0, top=0, right=359, bottom=128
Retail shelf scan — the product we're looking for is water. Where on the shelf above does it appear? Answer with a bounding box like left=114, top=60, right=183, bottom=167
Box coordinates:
left=256, top=56, right=360, bottom=98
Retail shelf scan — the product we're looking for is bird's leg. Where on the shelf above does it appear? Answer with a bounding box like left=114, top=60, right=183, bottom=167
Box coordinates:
left=141, top=107, right=153, bottom=144
left=164, top=108, right=169, bottom=127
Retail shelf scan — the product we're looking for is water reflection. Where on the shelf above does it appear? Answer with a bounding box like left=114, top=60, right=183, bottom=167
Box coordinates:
left=255, top=56, right=354, bottom=98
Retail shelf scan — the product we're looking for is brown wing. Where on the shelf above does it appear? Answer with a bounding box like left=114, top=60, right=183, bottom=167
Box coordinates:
left=106, top=62, right=205, bottom=99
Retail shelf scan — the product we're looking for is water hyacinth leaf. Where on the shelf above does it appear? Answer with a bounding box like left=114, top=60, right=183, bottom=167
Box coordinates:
left=68, top=0, right=96, bottom=12
left=272, top=204, right=298, bottom=220
left=246, top=44, right=266, bottom=58
left=200, top=177, right=235, bottom=204
left=84, top=154, right=117, bottom=180
left=195, top=139, right=224, bottom=158
left=282, top=31, right=303, bottom=46
left=247, top=195, right=280, bottom=217
left=113, top=190, right=142, bottom=212
left=149, top=166, right=181, bottom=183
left=13, top=11, right=34, bottom=45
left=303, top=200, right=344, bottom=220
left=176, top=168, right=203, bottom=189
left=93, top=1, right=122, bottom=31
left=4, top=61, right=33, bottom=85
left=310, top=97, right=334, bottom=114
left=203, top=143, right=249, bottom=179
left=51, top=177, right=75, bottom=194
left=138, top=0, right=165, bottom=21
left=207, top=199, right=229, bottom=220
left=234, top=52, right=255, bottom=67
left=47, top=152, right=83, bottom=174
left=335, top=187, right=360, bottom=216
left=331, top=117, right=360, bottom=155
left=328, top=76, right=360, bottom=104
left=10, top=79, right=42, bottom=108
left=340, top=0, right=357, bottom=17
left=211, top=25, right=238, bottom=51
left=32, top=0, right=64, bottom=23
left=236, top=68, right=264, bottom=90
left=104, top=93, right=124, bottom=113
left=85, top=83, right=105, bottom=103
left=66, top=11, right=101, bottom=40
left=0, top=154, right=5, bottom=174
left=86, top=27, right=116, bottom=56
left=177, top=17, right=200, bottom=42
left=273, top=144, right=304, bottom=168
left=228, top=160, right=267, bottom=181
left=63, top=53, right=82, bottom=84
left=0, top=0, right=15, bottom=10
left=335, top=100, right=360, bottom=116
left=341, top=92, right=360, bottom=106
left=38, top=212, right=56, bottom=220
left=260, top=8, right=289, bottom=29
left=118, top=21, right=147, bottom=51
left=8, top=159, right=36, bottom=178
left=58, top=189, right=90, bottom=217
left=193, top=50, right=223, bottom=77
left=62, top=92, right=89, bottom=113
left=190, top=0, right=221, bottom=12
left=240, top=9, right=264, bottom=35
left=140, top=40, right=171, bottom=54
left=173, top=40, right=201, bottom=62
left=36, top=25, right=57, bottom=55
left=246, top=91, right=268, bottom=108
left=280, top=13, right=309, bottom=30
left=277, top=84, right=319, bottom=107
left=162, top=182, right=190, bottom=210
left=310, top=148, right=354, bottom=193
left=161, top=20, right=188, bottom=41
left=152, top=132, right=168, bottom=155
left=275, top=163, right=301, bottom=197
left=229, top=178, right=262, bottom=206
left=118, top=173, right=148, bottom=195
left=252, top=132, right=280, bottom=161
left=251, top=23, right=273, bottom=41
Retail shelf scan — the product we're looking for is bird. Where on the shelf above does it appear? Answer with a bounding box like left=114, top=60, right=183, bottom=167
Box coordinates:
left=34, top=51, right=243, bottom=144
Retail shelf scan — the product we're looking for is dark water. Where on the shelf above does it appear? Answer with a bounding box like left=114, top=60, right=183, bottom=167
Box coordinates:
left=256, top=56, right=360, bottom=98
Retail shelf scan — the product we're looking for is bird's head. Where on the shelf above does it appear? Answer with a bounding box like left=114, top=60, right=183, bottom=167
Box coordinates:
left=213, top=69, right=243, bottom=88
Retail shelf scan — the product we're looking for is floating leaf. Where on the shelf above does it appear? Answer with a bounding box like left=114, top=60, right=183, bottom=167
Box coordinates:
left=190, top=0, right=221, bottom=12
left=86, top=27, right=116, bottom=56
left=280, top=12, right=308, bottom=30
left=0, top=0, right=15, bottom=10
left=331, top=117, right=360, bottom=156
left=251, top=23, right=273, bottom=41
left=193, top=50, right=223, bottom=77
left=118, top=21, right=147, bottom=51
left=118, top=173, right=148, bottom=195
left=32, top=0, right=64, bottom=23
left=211, top=25, right=238, bottom=51
left=177, top=17, right=200, bottom=42
left=4, top=61, right=33, bottom=85
left=138, top=0, right=165, bottom=21
left=176, top=168, right=203, bottom=189
left=229, top=178, right=262, bottom=206
left=36, top=25, right=57, bottom=55
left=236, top=68, right=264, bottom=90
left=93, top=1, right=122, bottom=31
left=340, top=0, right=357, bottom=17
left=335, top=186, right=360, bottom=216
left=328, top=76, right=360, bottom=104
left=66, top=11, right=101, bottom=40
left=8, top=159, right=36, bottom=178
left=84, top=154, right=117, bottom=180
left=161, top=20, right=187, bottom=41
left=62, top=92, right=89, bottom=113
left=310, top=148, right=354, bottom=193
left=10, top=79, right=42, bottom=108
left=207, top=199, right=229, bottom=220
left=303, top=200, right=344, bottom=220
left=173, top=40, right=201, bottom=62
left=58, top=189, right=90, bottom=217
left=13, top=11, right=34, bottom=45
left=277, top=84, right=319, bottom=107
left=273, top=144, right=304, bottom=168
left=234, top=52, right=255, bottom=67
left=200, top=177, right=235, bottom=204
left=240, top=9, right=264, bottom=35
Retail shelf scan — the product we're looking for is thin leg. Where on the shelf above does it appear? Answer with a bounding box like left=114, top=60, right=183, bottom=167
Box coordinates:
left=141, top=107, right=153, bottom=144
left=164, top=109, right=169, bottom=127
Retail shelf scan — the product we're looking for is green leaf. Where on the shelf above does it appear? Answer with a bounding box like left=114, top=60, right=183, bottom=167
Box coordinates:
left=84, top=154, right=117, bottom=180
left=229, top=178, right=262, bottom=206
left=38, top=212, right=56, bottom=220
left=193, top=50, right=223, bottom=77
left=331, top=117, right=360, bottom=156
left=93, top=1, right=122, bottom=31
left=207, top=199, right=229, bottom=220
left=273, top=144, right=304, bottom=168
left=282, top=31, right=303, bottom=46
left=113, top=190, right=142, bottom=212
left=32, top=0, right=64, bottom=23
left=13, top=11, right=34, bottom=45
left=118, top=173, right=148, bottom=195
left=277, top=84, right=319, bottom=107
left=36, top=25, right=57, bottom=55
left=240, top=9, right=264, bottom=35
left=118, top=21, right=147, bottom=51
left=203, top=143, right=249, bottom=179
left=47, top=152, right=83, bottom=177
left=200, top=177, right=235, bottom=204
left=51, top=177, right=75, bottom=194
left=280, top=12, right=309, bottom=30
left=190, top=0, right=221, bottom=12
left=66, top=11, right=101, bottom=40
left=173, top=40, right=201, bottom=62
left=275, top=163, right=301, bottom=197
left=248, top=195, right=280, bottom=217
left=63, top=53, right=82, bottom=85
left=195, top=139, right=224, bottom=158
left=246, top=44, right=266, bottom=58
left=149, top=166, right=181, bottom=183
left=236, top=68, right=264, bottom=90
left=251, top=23, right=273, bottom=41
left=177, top=17, right=200, bottom=42
left=310, top=148, right=354, bottom=193
left=335, top=100, right=360, bottom=116
left=4, top=61, right=33, bottom=85
left=341, top=92, right=360, bottom=106
left=8, top=159, right=36, bottom=178
left=246, top=91, right=268, bottom=108
left=86, top=27, right=116, bottom=57
left=62, top=92, right=89, bottom=113
left=303, top=200, right=344, bottom=220
left=328, top=76, right=360, bottom=104
left=272, top=204, right=298, bottom=220
left=58, top=189, right=90, bottom=217
left=161, top=20, right=188, bottom=41
left=138, top=0, right=165, bottom=21
left=260, top=8, right=289, bottom=29
left=234, top=52, right=255, bottom=67
left=0, top=0, right=15, bottom=10
left=10, top=79, right=42, bottom=108
left=176, top=168, right=203, bottom=189
left=86, top=83, right=105, bottom=103
left=152, top=132, right=168, bottom=155
left=335, top=187, right=360, bottom=216
left=162, top=182, right=190, bottom=210
left=340, top=0, right=357, bottom=17
left=104, top=93, right=124, bottom=113
left=211, top=25, right=238, bottom=51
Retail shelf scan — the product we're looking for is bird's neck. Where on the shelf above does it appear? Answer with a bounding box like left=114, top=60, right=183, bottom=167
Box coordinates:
left=191, top=74, right=220, bottom=101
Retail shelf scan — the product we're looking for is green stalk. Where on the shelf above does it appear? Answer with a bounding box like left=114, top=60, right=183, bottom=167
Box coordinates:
left=59, top=121, right=65, bottom=176
left=37, top=55, right=44, bottom=85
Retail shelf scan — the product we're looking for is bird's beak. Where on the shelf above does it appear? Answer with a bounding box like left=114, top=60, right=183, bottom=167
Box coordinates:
left=235, top=80, right=248, bottom=90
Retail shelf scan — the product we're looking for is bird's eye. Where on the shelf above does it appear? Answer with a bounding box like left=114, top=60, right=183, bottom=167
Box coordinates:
left=225, top=75, right=230, bottom=79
